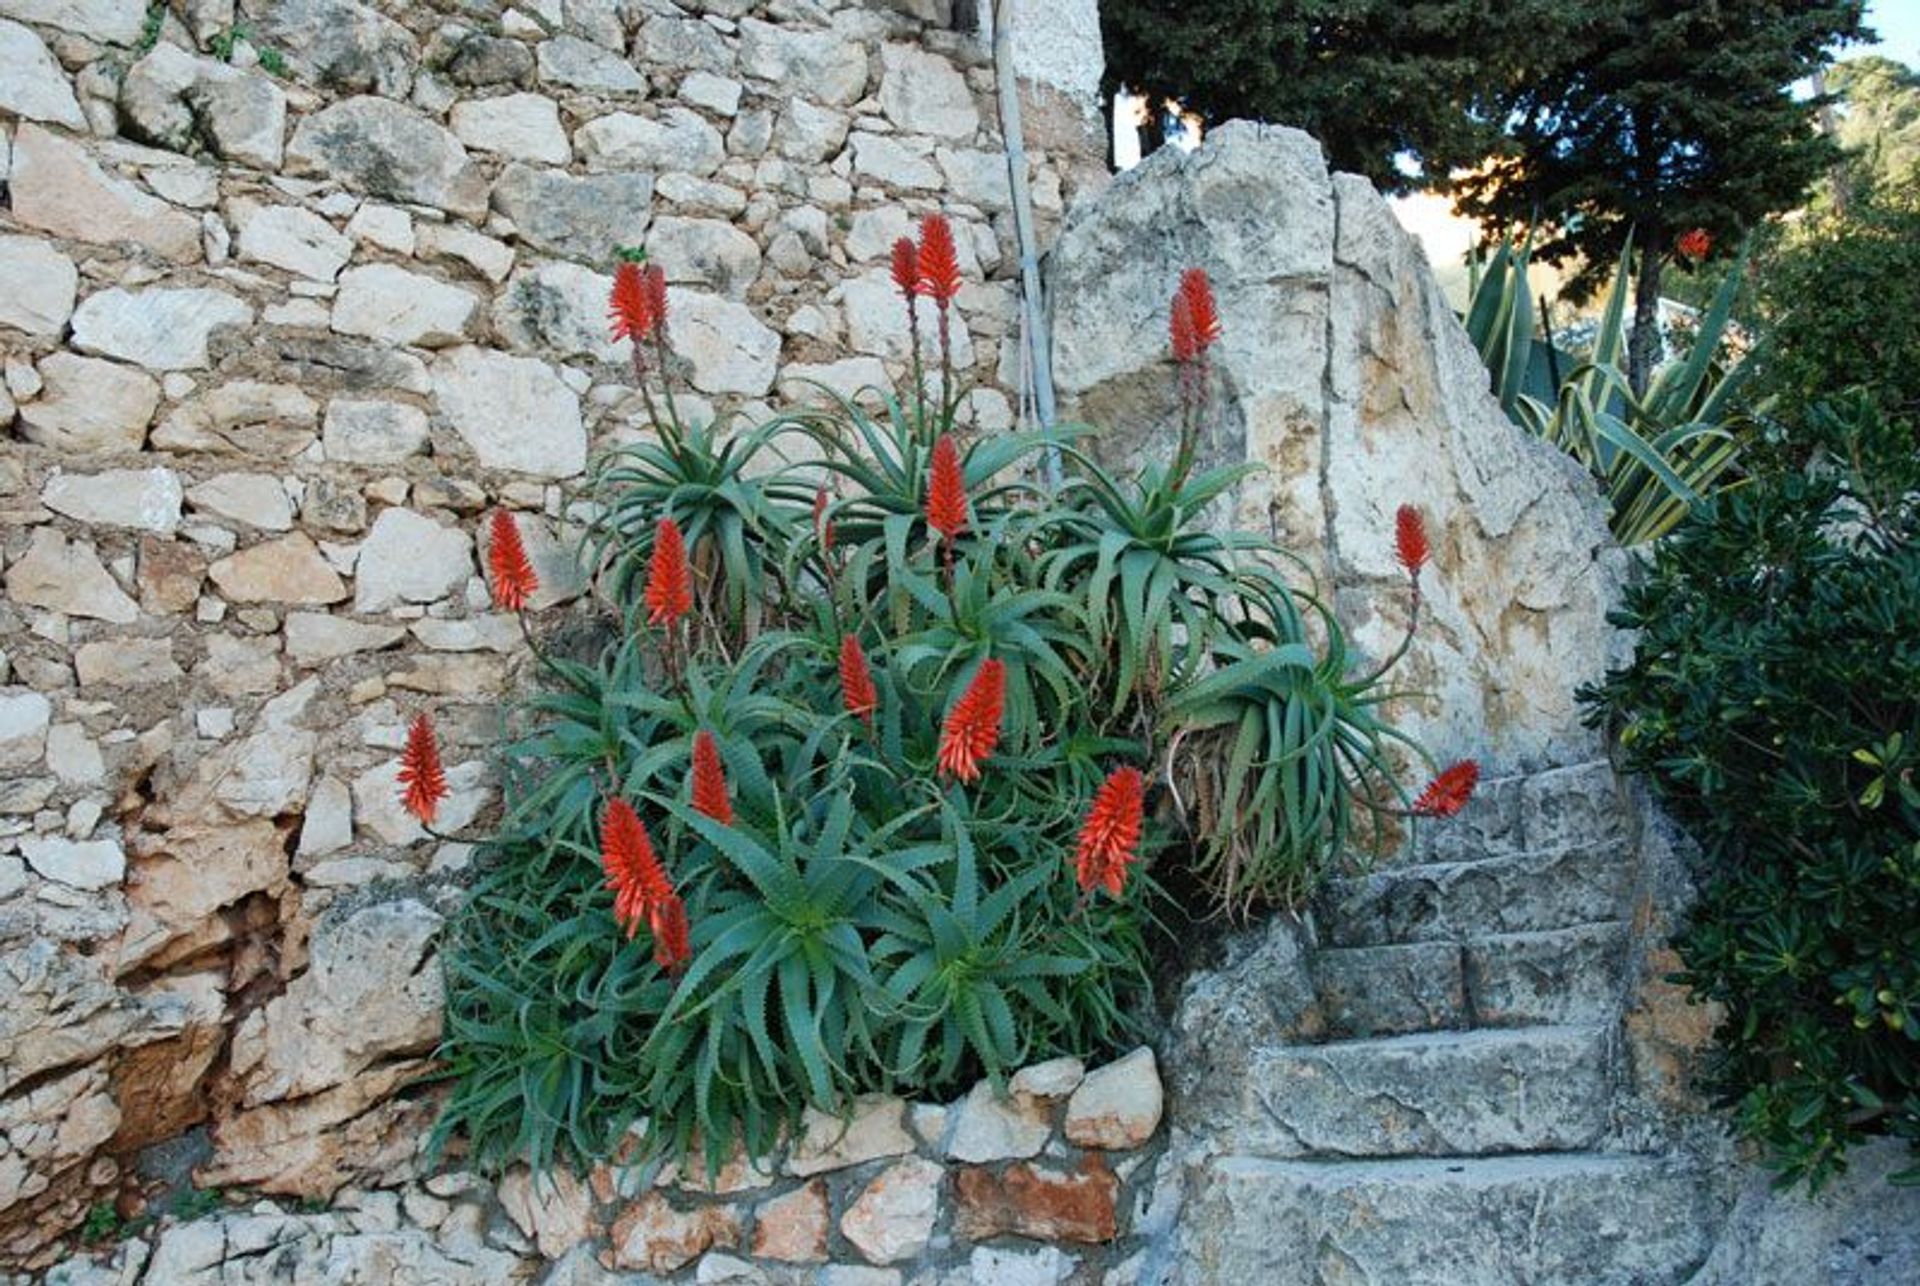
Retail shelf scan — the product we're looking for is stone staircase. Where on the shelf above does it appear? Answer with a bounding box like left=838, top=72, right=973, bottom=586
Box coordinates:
left=1175, top=763, right=1723, bottom=1285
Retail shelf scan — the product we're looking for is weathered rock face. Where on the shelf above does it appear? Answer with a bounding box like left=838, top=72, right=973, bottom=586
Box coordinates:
left=1050, top=122, right=1625, bottom=770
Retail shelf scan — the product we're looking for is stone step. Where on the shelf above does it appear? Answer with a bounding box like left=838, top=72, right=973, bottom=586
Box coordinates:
left=1228, top=1024, right=1615, bottom=1158
left=1312, top=924, right=1633, bottom=1038
left=1180, top=1152, right=1716, bottom=1286
left=1313, top=940, right=1467, bottom=1038
left=1391, top=760, right=1631, bottom=868
left=1318, top=840, right=1636, bottom=947
left=1464, top=922, right=1632, bottom=1028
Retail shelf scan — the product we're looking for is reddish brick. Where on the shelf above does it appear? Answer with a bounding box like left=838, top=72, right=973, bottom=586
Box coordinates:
left=953, top=1155, right=1119, bottom=1243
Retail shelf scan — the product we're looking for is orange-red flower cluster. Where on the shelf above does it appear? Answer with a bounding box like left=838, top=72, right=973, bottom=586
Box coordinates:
left=646, top=516, right=694, bottom=625
left=917, top=213, right=963, bottom=305
left=891, top=236, right=921, bottom=301
left=926, top=434, right=968, bottom=543
left=1412, top=760, right=1480, bottom=818
left=691, top=729, right=734, bottom=826
left=487, top=509, right=540, bottom=611
left=398, top=712, right=449, bottom=826
left=1076, top=765, right=1145, bottom=898
left=1395, top=504, right=1430, bottom=578
left=1675, top=228, right=1712, bottom=263
left=937, top=658, right=1006, bottom=783
left=609, top=260, right=669, bottom=344
left=600, top=797, right=690, bottom=969
left=839, top=634, right=878, bottom=727
left=1170, top=268, right=1222, bottom=364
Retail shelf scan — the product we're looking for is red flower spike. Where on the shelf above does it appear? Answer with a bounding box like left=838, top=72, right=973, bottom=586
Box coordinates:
left=609, top=261, right=656, bottom=344
left=1676, top=228, right=1712, bottom=263
left=926, top=434, right=968, bottom=543
left=645, top=516, right=694, bottom=626
left=813, top=485, right=835, bottom=550
left=937, top=658, right=1006, bottom=783
left=1395, top=504, right=1430, bottom=578
left=839, top=634, right=879, bottom=727
left=891, top=236, right=922, bottom=301
left=1169, top=289, right=1200, bottom=364
left=1076, top=765, right=1145, bottom=898
left=397, top=712, right=450, bottom=827
left=1412, top=760, right=1480, bottom=818
left=486, top=509, right=540, bottom=611
left=599, top=797, right=687, bottom=968
left=917, top=213, right=963, bottom=304
left=690, top=730, right=734, bottom=826
left=600, top=796, right=653, bottom=936
left=1178, top=268, right=1222, bottom=351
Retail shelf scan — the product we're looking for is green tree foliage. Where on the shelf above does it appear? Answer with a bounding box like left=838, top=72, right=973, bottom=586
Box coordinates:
left=1584, top=397, right=1920, bottom=1191
left=1751, top=180, right=1920, bottom=431
left=1110, top=2, right=1873, bottom=394
left=1828, top=55, right=1920, bottom=191
left=1101, top=0, right=1557, bottom=191
left=1450, top=0, right=1871, bottom=390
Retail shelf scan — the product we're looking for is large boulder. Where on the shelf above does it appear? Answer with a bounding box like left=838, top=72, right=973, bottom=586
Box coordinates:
left=1048, top=122, right=1623, bottom=769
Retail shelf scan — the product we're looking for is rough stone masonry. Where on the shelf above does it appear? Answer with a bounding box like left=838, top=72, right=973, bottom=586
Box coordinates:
left=6, top=0, right=1917, bottom=1283
left=0, top=0, right=1106, bottom=1269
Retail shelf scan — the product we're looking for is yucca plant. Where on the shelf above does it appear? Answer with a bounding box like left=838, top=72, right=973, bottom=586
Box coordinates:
left=1466, top=233, right=1756, bottom=544
left=428, top=214, right=1474, bottom=1178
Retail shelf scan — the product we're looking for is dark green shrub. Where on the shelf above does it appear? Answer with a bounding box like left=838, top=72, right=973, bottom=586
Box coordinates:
left=1752, top=182, right=1920, bottom=434
left=1584, top=395, right=1920, bottom=1189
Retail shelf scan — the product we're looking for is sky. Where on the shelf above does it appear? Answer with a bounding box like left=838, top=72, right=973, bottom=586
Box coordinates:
left=1860, top=0, right=1920, bottom=67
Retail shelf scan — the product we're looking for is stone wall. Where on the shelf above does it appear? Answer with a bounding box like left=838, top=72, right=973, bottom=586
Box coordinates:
left=38, top=1048, right=1169, bottom=1285
left=0, top=0, right=1107, bottom=1268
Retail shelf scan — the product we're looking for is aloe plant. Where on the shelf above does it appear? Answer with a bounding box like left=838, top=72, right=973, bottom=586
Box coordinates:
left=1466, top=234, right=1758, bottom=544
left=434, top=241, right=1470, bottom=1179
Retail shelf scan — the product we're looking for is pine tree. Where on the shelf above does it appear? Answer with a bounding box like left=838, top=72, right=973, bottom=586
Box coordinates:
left=1107, top=1, right=1873, bottom=394
left=1449, top=0, right=1872, bottom=392
left=1101, top=0, right=1552, bottom=191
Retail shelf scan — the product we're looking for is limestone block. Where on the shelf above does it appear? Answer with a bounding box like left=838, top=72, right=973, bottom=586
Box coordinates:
left=491, top=164, right=654, bottom=265
left=0, top=18, right=85, bottom=128
left=239, top=0, right=418, bottom=98
left=41, top=467, right=183, bottom=533
left=450, top=92, right=571, bottom=164
left=287, top=97, right=486, bottom=219
left=430, top=346, right=586, bottom=478
left=70, top=287, right=252, bottom=372
left=8, top=124, right=202, bottom=262
left=0, top=235, right=77, bottom=337
left=237, top=205, right=352, bottom=282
